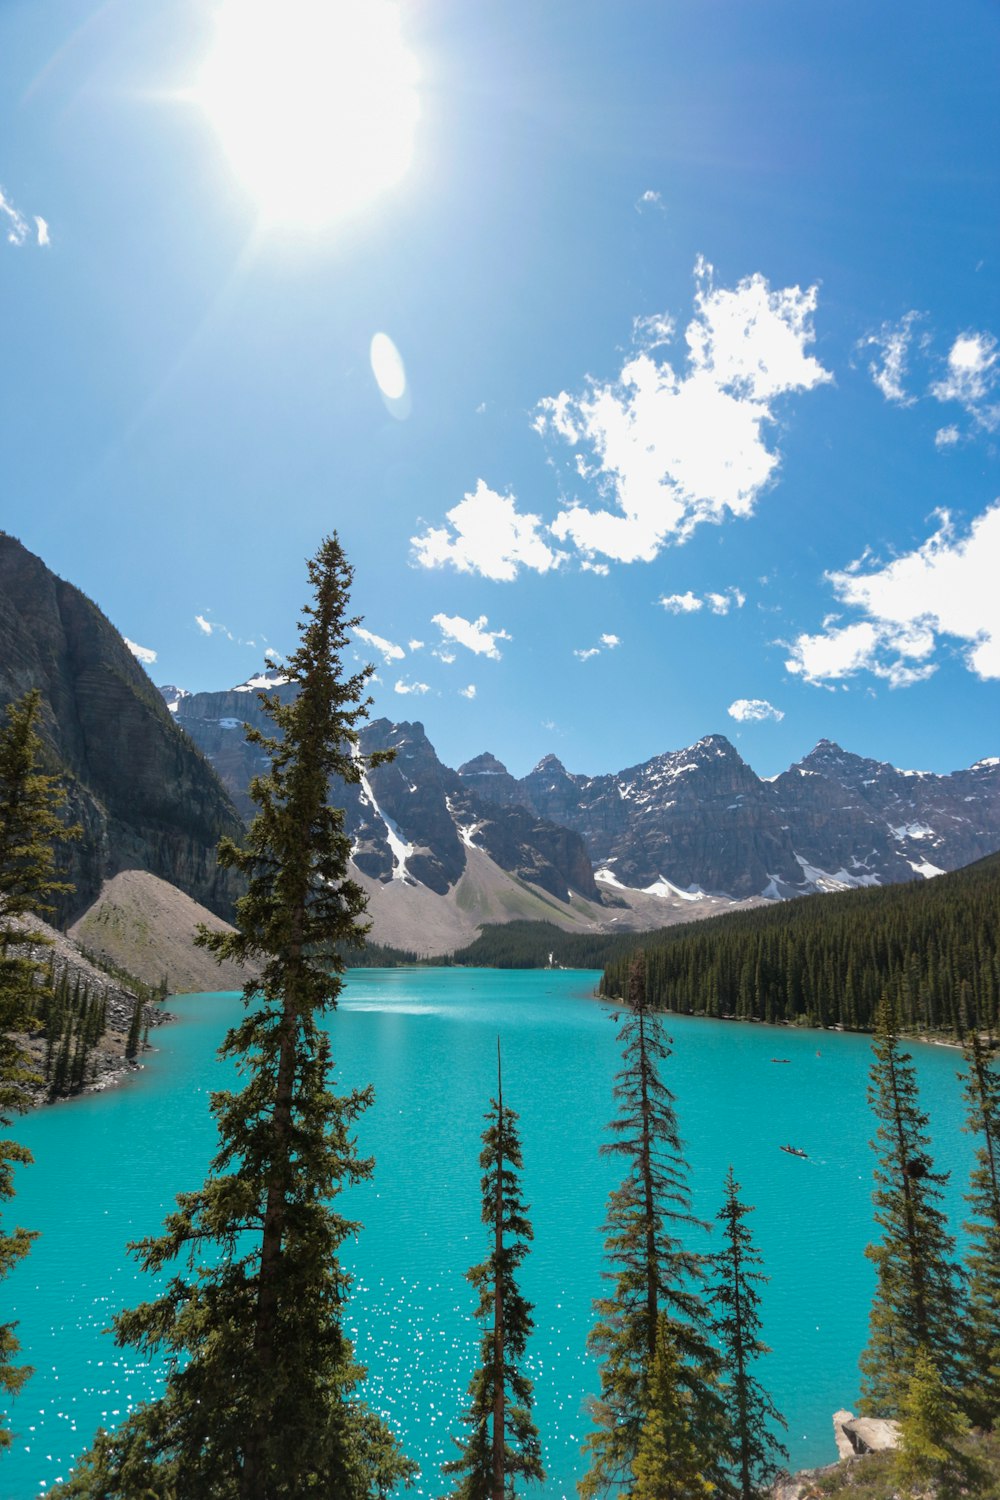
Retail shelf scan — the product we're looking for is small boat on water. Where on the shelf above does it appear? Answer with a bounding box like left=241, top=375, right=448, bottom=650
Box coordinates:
left=770, top=1057, right=791, bottom=1064
left=780, top=1144, right=808, bottom=1158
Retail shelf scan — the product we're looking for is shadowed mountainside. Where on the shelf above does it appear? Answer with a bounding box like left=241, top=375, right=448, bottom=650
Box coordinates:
left=0, top=533, right=245, bottom=923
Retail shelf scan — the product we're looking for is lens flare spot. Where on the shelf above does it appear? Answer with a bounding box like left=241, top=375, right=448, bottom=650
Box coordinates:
left=370, top=333, right=407, bottom=400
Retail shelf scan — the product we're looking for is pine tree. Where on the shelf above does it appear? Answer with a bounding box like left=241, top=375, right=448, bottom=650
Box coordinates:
left=444, top=1044, right=543, bottom=1500
left=859, top=993, right=963, bottom=1416
left=124, top=996, right=145, bottom=1061
left=0, top=689, right=78, bottom=1447
left=632, top=1315, right=714, bottom=1500
left=580, top=955, right=720, bottom=1499
left=958, top=1032, right=1000, bottom=1430
left=895, top=1346, right=981, bottom=1500
left=711, top=1167, right=787, bottom=1499
left=51, top=536, right=415, bottom=1500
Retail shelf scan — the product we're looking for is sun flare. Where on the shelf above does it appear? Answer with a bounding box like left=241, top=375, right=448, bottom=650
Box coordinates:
left=197, top=0, right=420, bottom=229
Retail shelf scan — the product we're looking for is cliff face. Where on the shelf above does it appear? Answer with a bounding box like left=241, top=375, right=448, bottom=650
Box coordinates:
left=472, top=734, right=1000, bottom=899
left=0, top=534, right=245, bottom=922
left=788, top=739, right=1000, bottom=876
left=506, top=737, right=803, bottom=898
left=170, top=690, right=601, bottom=907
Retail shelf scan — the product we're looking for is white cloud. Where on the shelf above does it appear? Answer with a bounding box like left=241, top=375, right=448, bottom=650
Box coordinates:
left=124, top=637, right=157, bottom=665
left=194, top=612, right=257, bottom=647
left=459, top=684, right=477, bottom=699
left=931, top=332, right=999, bottom=430
left=575, top=631, right=622, bottom=661
left=935, top=425, right=960, bottom=449
left=264, top=647, right=281, bottom=661
left=2, top=186, right=31, bottom=246
left=660, top=586, right=745, bottom=615
left=354, top=625, right=405, bottom=663
left=195, top=613, right=239, bottom=642
left=728, top=698, right=784, bottom=723
left=407, top=638, right=425, bottom=651
left=706, top=588, right=746, bottom=615
left=394, top=678, right=429, bottom=696
left=658, top=591, right=703, bottom=614
left=860, top=312, right=920, bottom=405
left=636, top=189, right=665, bottom=213
left=537, top=257, right=830, bottom=564
left=786, top=502, right=1000, bottom=686
left=1, top=187, right=49, bottom=249
left=432, top=612, right=511, bottom=660
left=633, top=312, right=675, bottom=349
left=412, top=479, right=566, bottom=581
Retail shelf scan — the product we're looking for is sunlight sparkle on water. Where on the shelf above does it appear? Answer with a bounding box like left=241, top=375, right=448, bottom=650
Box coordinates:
left=197, top=0, right=420, bottom=229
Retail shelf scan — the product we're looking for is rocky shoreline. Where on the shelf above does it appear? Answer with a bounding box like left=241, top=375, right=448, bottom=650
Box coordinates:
left=10, top=912, right=164, bottom=1108
left=772, top=1409, right=901, bottom=1498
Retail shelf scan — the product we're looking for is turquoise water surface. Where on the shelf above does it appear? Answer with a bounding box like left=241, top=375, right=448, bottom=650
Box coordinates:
left=6, top=968, right=976, bottom=1498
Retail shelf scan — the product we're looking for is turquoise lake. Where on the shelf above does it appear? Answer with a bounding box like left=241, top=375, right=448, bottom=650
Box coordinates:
left=5, top=968, right=976, bottom=1499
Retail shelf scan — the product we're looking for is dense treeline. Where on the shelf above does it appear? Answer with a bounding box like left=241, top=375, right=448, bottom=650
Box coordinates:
left=600, top=852, right=1000, bottom=1034
left=432, top=920, right=638, bottom=970
left=344, top=921, right=638, bottom=971
left=341, top=939, right=421, bottom=967
left=37, top=966, right=108, bottom=1096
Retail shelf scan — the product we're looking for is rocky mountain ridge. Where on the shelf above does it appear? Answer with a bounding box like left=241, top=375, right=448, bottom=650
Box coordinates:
left=168, top=675, right=1000, bottom=913
left=461, top=732, right=1000, bottom=898
left=167, top=683, right=603, bottom=910
left=0, top=534, right=245, bottom=924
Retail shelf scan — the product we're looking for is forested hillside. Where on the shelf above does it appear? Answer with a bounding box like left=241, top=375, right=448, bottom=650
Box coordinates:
left=599, top=851, right=1000, bottom=1033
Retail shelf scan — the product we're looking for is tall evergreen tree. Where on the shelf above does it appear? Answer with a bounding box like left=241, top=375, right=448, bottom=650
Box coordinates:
left=51, top=536, right=415, bottom=1500
left=580, top=956, right=720, bottom=1500
left=124, top=995, right=146, bottom=1062
left=859, top=993, right=963, bottom=1416
left=443, top=1044, right=543, bottom=1500
left=958, top=1032, right=1000, bottom=1430
left=632, top=1314, right=714, bottom=1500
left=0, top=689, right=77, bottom=1448
left=895, top=1346, right=981, bottom=1500
left=711, top=1167, right=787, bottom=1500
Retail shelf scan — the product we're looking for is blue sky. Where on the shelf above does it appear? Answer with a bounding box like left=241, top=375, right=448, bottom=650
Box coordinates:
left=2, top=0, right=998, bottom=779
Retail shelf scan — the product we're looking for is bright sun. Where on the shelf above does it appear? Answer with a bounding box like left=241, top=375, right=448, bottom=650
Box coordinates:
left=196, top=0, right=420, bottom=229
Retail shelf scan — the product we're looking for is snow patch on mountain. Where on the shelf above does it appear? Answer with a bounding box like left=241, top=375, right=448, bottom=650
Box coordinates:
left=793, top=854, right=882, bottom=892
left=890, top=821, right=935, bottom=841
left=232, top=669, right=289, bottom=693
left=909, top=859, right=945, bottom=878
left=446, top=796, right=484, bottom=850
left=642, top=877, right=707, bottom=901
left=356, top=761, right=414, bottom=882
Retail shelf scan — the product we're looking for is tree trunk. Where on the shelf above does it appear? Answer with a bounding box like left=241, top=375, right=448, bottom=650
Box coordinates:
left=243, top=926, right=305, bottom=1500
left=492, top=1070, right=505, bottom=1500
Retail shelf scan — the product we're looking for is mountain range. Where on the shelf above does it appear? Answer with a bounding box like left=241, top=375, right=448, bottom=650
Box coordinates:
left=2, top=534, right=998, bottom=960
left=165, top=674, right=1000, bottom=952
